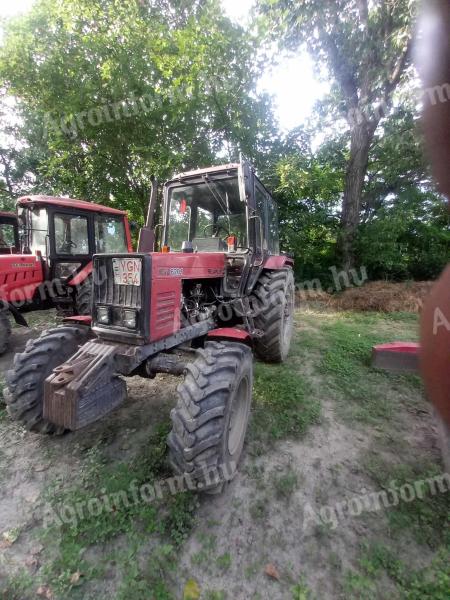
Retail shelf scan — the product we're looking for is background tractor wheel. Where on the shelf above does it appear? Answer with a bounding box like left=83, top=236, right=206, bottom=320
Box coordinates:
left=74, top=275, right=93, bottom=315
left=251, top=268, right=295, bottom=363
left=0, top=309, right=11, bottom=356
left=168, top=341, right=253, bottom=492
left=4, top=325, right=91, bottom=434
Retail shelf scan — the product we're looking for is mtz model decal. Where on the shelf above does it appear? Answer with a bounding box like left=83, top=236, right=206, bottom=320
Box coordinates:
left=159, top=267, right=184, bottom=277
left=12, top=263, right=35, bottom=268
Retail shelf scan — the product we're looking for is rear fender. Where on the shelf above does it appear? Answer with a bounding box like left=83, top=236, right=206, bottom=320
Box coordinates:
left=263, top=256, right=294, bottom=270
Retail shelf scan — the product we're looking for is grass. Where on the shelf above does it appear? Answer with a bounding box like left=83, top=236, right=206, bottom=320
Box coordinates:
left=291, top=577, right=314, bottom=599
left=1, top=306, right=446, bottom=599
left=1, top=425, right=198, bottom=599
left=345, top=543, right=450, bottom=600
left=216, top=552, right=232, bottom=571
left=251, top=357, right=321, bottom=445
left=300, top=309, right=422, bottom=423
left=271, top=466, right=300, bottom=501
left=363, top=457, right=450, bottom=549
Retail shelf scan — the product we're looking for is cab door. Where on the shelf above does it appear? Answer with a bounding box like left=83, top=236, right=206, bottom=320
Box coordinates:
left=48, top=209, right=94, bottom=281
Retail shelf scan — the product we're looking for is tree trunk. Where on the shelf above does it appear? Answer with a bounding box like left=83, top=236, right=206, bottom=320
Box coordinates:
left=340, top=121, right=373, bottom=270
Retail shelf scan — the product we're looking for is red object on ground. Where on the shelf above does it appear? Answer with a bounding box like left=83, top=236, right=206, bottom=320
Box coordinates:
left=372, top=342, right=420, bottom=373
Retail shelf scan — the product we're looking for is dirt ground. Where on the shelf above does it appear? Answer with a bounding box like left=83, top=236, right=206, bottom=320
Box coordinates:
left=0, top=308, right=448, bottom=600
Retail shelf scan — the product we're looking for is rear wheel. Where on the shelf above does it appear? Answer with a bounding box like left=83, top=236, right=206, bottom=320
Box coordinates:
left=251, top=268, right=295, bottom=363
left=167, top=341, right=253, bottom=492
left=4, top=325, right=91, bottom=434
left=74, top=275, right=93, bottom=316
left=0, top=309, right=11, bottom=356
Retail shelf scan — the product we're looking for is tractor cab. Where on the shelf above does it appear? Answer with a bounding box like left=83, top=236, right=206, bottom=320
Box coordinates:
left=0, top=212, right=20, bottom=254
left=161, top=161, right=280, bottom=296
left=163, top=162, right=279, bottom=256
left=17, top=196, right=131, bottom=282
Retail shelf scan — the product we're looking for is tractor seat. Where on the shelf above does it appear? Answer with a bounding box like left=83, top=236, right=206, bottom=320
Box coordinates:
left=192, top=238, right=227, bottom=252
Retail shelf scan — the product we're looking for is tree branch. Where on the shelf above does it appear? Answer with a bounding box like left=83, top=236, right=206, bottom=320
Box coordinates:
left=358, top=0, right=369, bottom=26
left=321, top=31, right=359, bottom=108
left=385, top=37, right=413, bottom=99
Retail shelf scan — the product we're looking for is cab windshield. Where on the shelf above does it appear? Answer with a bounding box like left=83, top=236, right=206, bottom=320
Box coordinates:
left=166, top=176, right=247, bottom=252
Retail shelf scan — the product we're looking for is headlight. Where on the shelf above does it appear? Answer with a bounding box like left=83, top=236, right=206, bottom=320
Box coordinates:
left=97, top=306, right=111, bottom=325
left=124, top=309, right=137, bottom=329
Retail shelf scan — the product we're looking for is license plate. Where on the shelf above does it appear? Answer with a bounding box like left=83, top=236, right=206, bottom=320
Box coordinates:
left=112, top=258, right=141, bottom=286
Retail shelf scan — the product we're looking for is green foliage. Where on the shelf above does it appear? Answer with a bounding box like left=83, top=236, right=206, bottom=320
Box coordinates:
left=273, top=135, right=343, bottom=281
left=0, top=0, right=276, bottom=219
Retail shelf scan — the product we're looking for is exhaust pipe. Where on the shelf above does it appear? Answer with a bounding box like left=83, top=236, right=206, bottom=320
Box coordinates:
left=138, top=175, right=158, bottom=253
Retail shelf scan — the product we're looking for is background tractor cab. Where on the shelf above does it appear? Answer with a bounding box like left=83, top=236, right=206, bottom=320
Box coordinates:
left=0, top=212, right=20, bottom=254
left=17, top=196, right=132, bottom=292
left=0, top=195, right=132, bottom=355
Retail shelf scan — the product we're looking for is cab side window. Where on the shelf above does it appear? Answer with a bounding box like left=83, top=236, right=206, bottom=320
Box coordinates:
left=254, top=183, right=268, bottom=252
left=267, top=198, right=280, bottom=254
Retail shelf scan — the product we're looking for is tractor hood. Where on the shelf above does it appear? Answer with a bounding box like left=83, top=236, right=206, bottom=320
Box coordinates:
left=0, top=254, right=44, bottom=304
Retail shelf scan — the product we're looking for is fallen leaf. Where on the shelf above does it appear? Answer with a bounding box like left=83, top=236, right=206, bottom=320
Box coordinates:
left=2, top=529, right=20, bottom=545
left=70, top=571, right=82, bottom=585
left=34, top=463, right=50, bottom=472
left=32, top=544, right=44, bottom=555
left=36, top=585, right=53, bottom=599
left=265, top=563, right=281, bottom=580
left=183, top=578, right=201, bottom=600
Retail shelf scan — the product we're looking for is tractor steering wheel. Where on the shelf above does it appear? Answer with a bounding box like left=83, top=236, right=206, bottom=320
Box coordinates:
left=57, top=237, right=77, bottom=252
left=203, top=223, right=229, bottom=239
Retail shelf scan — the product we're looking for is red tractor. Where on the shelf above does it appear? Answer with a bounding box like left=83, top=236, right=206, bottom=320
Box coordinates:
left=0, top=196, right=132, bottom=355
left=5, top=161, right=294, bottom=489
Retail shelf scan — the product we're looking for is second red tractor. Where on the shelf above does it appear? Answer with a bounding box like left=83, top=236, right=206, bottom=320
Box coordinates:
left=0, top=196, right=132, bottom=354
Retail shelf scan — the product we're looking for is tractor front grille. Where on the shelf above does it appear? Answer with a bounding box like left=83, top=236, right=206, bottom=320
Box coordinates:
left=92, top=254, right=151, bottom=342
left=93, top=255, right=142, bottom=309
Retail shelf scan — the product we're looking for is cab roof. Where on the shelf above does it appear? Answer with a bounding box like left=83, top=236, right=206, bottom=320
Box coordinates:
left=168, top=163, right=240, bottom=184
left=17, top=195, right=127, bottom=216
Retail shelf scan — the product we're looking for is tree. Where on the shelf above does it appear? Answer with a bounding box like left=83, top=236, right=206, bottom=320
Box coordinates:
left=258, top=0, right=415, bottom=268
left=0, top=0, right=276, bottom=221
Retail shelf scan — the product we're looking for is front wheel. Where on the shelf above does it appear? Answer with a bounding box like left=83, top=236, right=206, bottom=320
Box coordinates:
left=167, top=341, right=253, bottom=492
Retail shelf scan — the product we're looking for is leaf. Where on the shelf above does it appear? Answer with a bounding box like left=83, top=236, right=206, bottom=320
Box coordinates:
left=264, top=563, right=281, bottom=580
left=70, top=571, right=82, bottom=585
left=183, top=578, right=201, bottom=599
left=2, top=528, right=20, bottom=546
left=36, top=585, right=54, bottom=599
